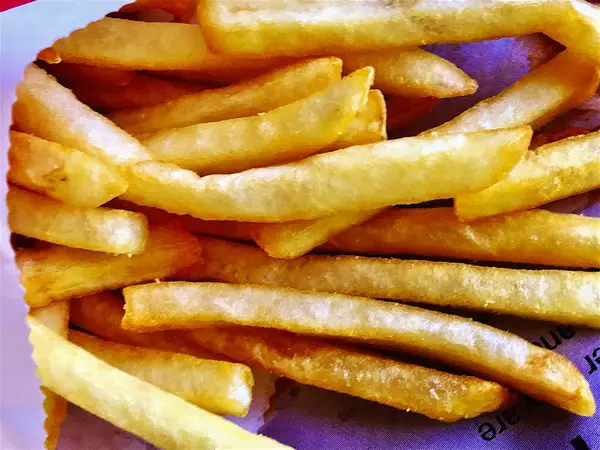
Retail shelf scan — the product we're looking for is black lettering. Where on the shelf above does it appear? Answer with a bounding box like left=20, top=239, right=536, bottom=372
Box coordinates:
left=570, top=435, right=591, bottom=450
left=584, top=356, right=597, bottom=375
left=539, top=330, right=562, bottom=350
left=478, top=423, right=496, bottom=441
left=502, top=407, right=520, bottom=425
left=593, top=347, right=600, bottom=364
left=557, top=325, right=576, bottom=340
left=531, top=341, right=542, bottom=347
left=496, top=415, right=508, bottom=434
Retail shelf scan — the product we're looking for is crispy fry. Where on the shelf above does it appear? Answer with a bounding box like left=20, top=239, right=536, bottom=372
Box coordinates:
left=28, top=318, right=289, bottom=449
left=16, top=224, right=201, bottom=308
left=7, top=131, right=127, bottom=208
left=198, top=0, right=564, bottom=57
left=29, top=302, right=69, bottom=450
left=386, top=96, right=440, bottom=132
left=47, top=18, right=207, bottom=70
left=321, top=207, right=600, bottom=269
left=342, top=48, right=478, bottom=98
left=37, top=62, right=135, bottom=87
left=71, top=75, right=206, bottom=113
left=69, top=330, right=253, bottom=417
left=8, top=187, right=148, bottom=254
left=188, top=326, right=514, bottom=422
left=191, top=236, right=600, bottom=327
left=13, top=65, right=152, bottom=167
left=109, top=58, right=342, bottom=135
left=139, top=67, right=373, bottom=174
left=455, top=131, right=600, bottom=220
left=122, top=282, right=595, bottom=416
left=432, top=50, right=600, bottom=134
left=124, top=127, right=530, bottom=222
left=119, top=0, right=196, bottom=21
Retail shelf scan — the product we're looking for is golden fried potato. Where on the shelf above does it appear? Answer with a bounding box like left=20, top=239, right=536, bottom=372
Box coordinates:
left=321, top=207, right=600, bottom=269
left=16, top=224, right=201, bottom=308
left=70, top=330, right=253, bottom=417
left=455, top=130, right=600, bottom=220
left=122, top=282, right=595, bottom=416
left=8, top=187, right=148, bottom=254
left=123, top=127, right=530, bottom=222
left=13, top=65, right=152, bottom=167
left=109, top=58, right=342, bottom=135
left=28, top=318, right=289, bottom=449
left=189, top=326, right=514, bottom=422
left=139, top=67, right=373, bottom=174
left=342, top=48, right=477, bottom=98
left=7, top=131, right=127, bottom=208
left=191, top=236, right=600, bottom=327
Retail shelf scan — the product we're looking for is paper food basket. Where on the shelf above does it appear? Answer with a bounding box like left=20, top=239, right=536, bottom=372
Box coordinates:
left=1, top=1, right=599, bottom=449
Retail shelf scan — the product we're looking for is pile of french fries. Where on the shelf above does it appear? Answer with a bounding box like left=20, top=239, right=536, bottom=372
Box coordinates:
left=7, top=0, right=600, bottom=448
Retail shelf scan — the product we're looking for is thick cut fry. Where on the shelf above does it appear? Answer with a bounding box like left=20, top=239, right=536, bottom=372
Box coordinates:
left=28, top=318, right=289, bottom=449
left=47, top=18, right=207, bottom=70
left=198, top=0, right=564, bottom=57
left=7, top=131, right=127, bottom=208
left=455, top=131, right=600, bottom=220
left=71, top=75, right=206, bottom=113
left=122, top=282, right=595, bottom=416
left=140, top=67, right=373, bottom=174
left=342, top=48, right=478, bottom=98
left=432, top=50, right=600, bottom=134
left=29, top=302, right=69, bottom=450
left=322, top=207, right=600, bottom=268
left=8, top=187, right=148, bottom=254
left=191, top=237, right=600, bottom=327
left=69, top=330, right=253, bottom=417
left=16, top=224, right=201, bottom=308
left=109, top=58, right=342, bottom=135
left=124, top=127, right=530, bottom=222
left=37, top=62, right=135, bottom=87
left=13, top=65, right=152, bottom=167
left=188, top=326, right=513, bottom=422
left=119, top=0, right=196, bottom=21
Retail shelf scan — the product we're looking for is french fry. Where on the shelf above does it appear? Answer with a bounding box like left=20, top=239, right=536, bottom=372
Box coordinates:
left=198, top=0, right=564, bottom=57
left=455, top=131, right=600, bottom=220
left=139, top=67, right=373, bottom=174
left=16, top=224, right=201, bottom=308
left=432, top=50, right=600, bottom=134
left=321, top=207, right=600, bottom=269
left=71, top=75, right=206, bottom=113
left=342, top=48, right=478, bottom=98
left=13, top=65, right=152, bottom=167
left=7, top=131, right=127, bottom=208
left=46, top=18, right=208, bottom=70
left=109, top=58, right=342, bottom=135
left=190, top=236, right=600, bottom=327
left=119, top=0, right=197, bottom=21
left=124, top=127, right=530, bottom=222
left=37, top=62, right=135, bottom=87
left=188, top=326, right=514, bottom=422
left=28, top=318, right=289, bottom=449
left=29, top=302, right=69, bottom=450
left=7, top=187, right=148, bottom=254
left=69, top=330, right=253, bottom=417
left=122, top=282, right=595, bottom=416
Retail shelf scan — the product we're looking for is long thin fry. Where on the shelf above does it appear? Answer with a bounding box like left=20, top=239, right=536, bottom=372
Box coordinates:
left=191, top=236, right=600, bottom=327
left=13, top=65, right=152, bottom=167
left=455, top=131, right=600, bottom=220
left=16, top=224, right=201, bottom=308
left=122, top=282, right=595, bottom=416
left=69, top=330, right=253, bottom=417
left=123, top=127, right=530, bottom=222
left=7, top=131, right=127, bottom=208
left=342, top=48, right=478, bottom=98
left=29, top=302, right=69, bottom=450
left=188, top=326, right=514, bottom=422
left=109, top=58, right=342, bottom=135
left=28, top=318, right=289, bottom=449
left=8, top=187, right=148, bottom=254
left=140, top=67, right=373, bottom=174
left=47, top=18, right=207, bottom=70
left=321, top=208, right=600, bottom=269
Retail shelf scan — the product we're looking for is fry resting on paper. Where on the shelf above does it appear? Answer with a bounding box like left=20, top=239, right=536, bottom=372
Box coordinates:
left=28, top=318, right=289, bottom=449
left=16, top=224, right=201, bottom=307
left=122, top=282, right=595, bottom=416
left=8, top=187, right=148, bottom=254
left=188, top=326, right=514, bottom=422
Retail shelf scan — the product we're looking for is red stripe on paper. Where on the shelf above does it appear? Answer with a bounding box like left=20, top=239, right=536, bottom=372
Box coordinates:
left=1, top=0, right=35, bottom=13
